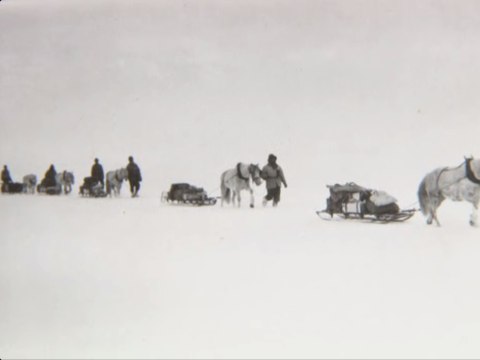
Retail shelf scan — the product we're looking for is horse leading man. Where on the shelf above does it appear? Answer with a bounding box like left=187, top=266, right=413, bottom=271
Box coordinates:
left=261, top=154, right=287, bottom=207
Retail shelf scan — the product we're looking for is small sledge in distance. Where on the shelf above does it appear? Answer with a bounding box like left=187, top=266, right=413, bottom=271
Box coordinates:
left=317, top=182, right=416, bottom=223
left=161, top=183, right=217, bottom=206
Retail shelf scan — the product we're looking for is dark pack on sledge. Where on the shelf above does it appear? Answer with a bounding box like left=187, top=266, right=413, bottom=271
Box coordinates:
left=79, top=177, right=107, bottom=198
left=161, top=183, right=217, bottom=206
left=1, top=182, right=24, bottom=194
left=317, top=182, right=415, bottom=223
left=37, top=183, right=62, bottom=195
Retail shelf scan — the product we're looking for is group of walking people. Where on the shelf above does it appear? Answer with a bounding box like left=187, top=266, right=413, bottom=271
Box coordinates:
left=83, top=156, right=143, bottom=198
left=1, top=156, right=143, bottom=198
left=2, top=153, right=288, bottom=206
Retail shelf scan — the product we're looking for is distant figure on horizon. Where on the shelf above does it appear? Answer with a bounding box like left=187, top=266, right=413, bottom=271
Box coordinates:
left=261, top=154, right=287, bottom=207
left=1, top=165, right=12, bottom=185
left=43, top=164, right=57, bottom=188
left=126, top=156, right=142, bottom=197
left=91, top=158, right=104, bottom=187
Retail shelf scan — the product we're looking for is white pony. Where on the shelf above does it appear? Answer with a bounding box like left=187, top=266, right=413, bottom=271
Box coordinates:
left=220, top=163, right=262, bottom=208
left=418, top=157, right=480, bottom=226
left=56, top=171, right=75, bottom=194
left=22, top=174, right=37, bottom=194
left=106, top=168, right=128, bottom=196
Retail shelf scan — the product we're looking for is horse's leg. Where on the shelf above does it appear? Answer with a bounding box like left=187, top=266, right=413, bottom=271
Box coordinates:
left=432, top=209, right=441, bottom=227
left=429, top=198, right=441, bottom=226
left=470, top=202, right=479, bottom=227
left=426, top=201, right=434, bottom=225
left=237, top=190, right=242, bottom=207
left=249, top=187, right=254, bottom=208
left=426, top=211, right=433, bottom=225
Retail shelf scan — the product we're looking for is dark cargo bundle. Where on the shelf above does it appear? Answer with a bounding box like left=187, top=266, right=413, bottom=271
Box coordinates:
left=36, top=180, right=62, bottom=195
left=1, top=182, right=24, bottom=194
left=79, top=176, right=107, bottom=198
left=161, top=183, right=217, bottom=206
left=317, top=182, right=415, bottom=223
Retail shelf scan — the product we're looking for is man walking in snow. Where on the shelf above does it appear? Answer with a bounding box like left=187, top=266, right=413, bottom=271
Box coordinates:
left=1, top=165, right=12, bottom=185
left=261, top=154, right=287, bottom=207
left=91, top=158, right=104, bottom=187
left=1, top=165, right=13, bottom=193
left=43, top=164, right=57, bottom=188
left=126, top=156, right=142, bottom=197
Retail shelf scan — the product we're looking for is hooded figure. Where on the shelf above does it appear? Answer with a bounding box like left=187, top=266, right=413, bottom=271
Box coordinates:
left=91, top=158, right=104, bottom=186
left=1, top=165, right=12, bottom=184
left=44, top=164, right=57, bottom=188
left=126, top=156, right=142, bottom=197
left=261, top=154, right=287, bottom=206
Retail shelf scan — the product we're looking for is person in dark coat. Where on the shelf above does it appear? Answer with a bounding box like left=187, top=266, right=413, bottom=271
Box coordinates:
left=91, top=158, right=104, bottom=187
left=261, top=154, right=287, bottom=207
left=126, top=156, right=142, bottom=197
left=1, top=165, right=12, bottom=192
left=44, top=164, right=57, bottom=188
left=1, top=165, right=12, bottom=184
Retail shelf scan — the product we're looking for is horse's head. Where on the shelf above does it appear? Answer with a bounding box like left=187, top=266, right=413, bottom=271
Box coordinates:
left=249, top=164, right=262, bottom=186
left=120, top=168, right=129, bottom=180
left=24, top=174, right=37, bottom=186
left=66, top=171, right=75, bottom=184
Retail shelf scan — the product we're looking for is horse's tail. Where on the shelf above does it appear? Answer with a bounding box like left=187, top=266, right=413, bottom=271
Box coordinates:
left=417, top=176, right=430, bottom=215
left=221, top=173, right=230, bottom=204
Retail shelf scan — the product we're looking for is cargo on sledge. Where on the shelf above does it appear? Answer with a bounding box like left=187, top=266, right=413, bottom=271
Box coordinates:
left=1, top=182, right=24, bottom=194
left=79, top=177, right=107, bottom=198
left=316, top=182, right=415, bottom=223
left=36, top=182, right=62, bottom=195
left=161, top=183, right=217, bottom=206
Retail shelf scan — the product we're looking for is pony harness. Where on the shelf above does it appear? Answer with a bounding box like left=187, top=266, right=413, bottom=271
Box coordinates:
left=465, top=158, right=480, bottom=185
left=236, top=163, right=249, bottom=181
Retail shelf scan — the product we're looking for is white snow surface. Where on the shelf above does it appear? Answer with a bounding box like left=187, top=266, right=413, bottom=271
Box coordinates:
left=1, top=0, right=480, bottom=358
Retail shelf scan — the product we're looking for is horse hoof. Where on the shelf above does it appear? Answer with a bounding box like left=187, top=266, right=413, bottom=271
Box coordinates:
left=250, top=204, right=254, bottom=208
left=470, top=220, right=478, bottom=227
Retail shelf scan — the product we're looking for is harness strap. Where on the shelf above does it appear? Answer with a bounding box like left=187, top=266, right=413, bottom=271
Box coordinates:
left=465, top=158, right=480, bottom=185
left=237, top=163, right=249, bottom=181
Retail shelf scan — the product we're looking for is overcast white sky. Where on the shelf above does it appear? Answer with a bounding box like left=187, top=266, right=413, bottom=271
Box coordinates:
left=2, top=3, right=480, bottom=357
left=1, top=0, right=479, bottom=196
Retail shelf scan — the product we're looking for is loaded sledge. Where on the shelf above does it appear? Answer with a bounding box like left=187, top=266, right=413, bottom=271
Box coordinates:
left=316, top=182, right=415, bottom=223
left=1, top=182, right=24, bottom=194
left=79, top=177, right=107, bottom=198
left=37, top=179, right=62, bottom=195
left=161, top=183, right=217, bottom=206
